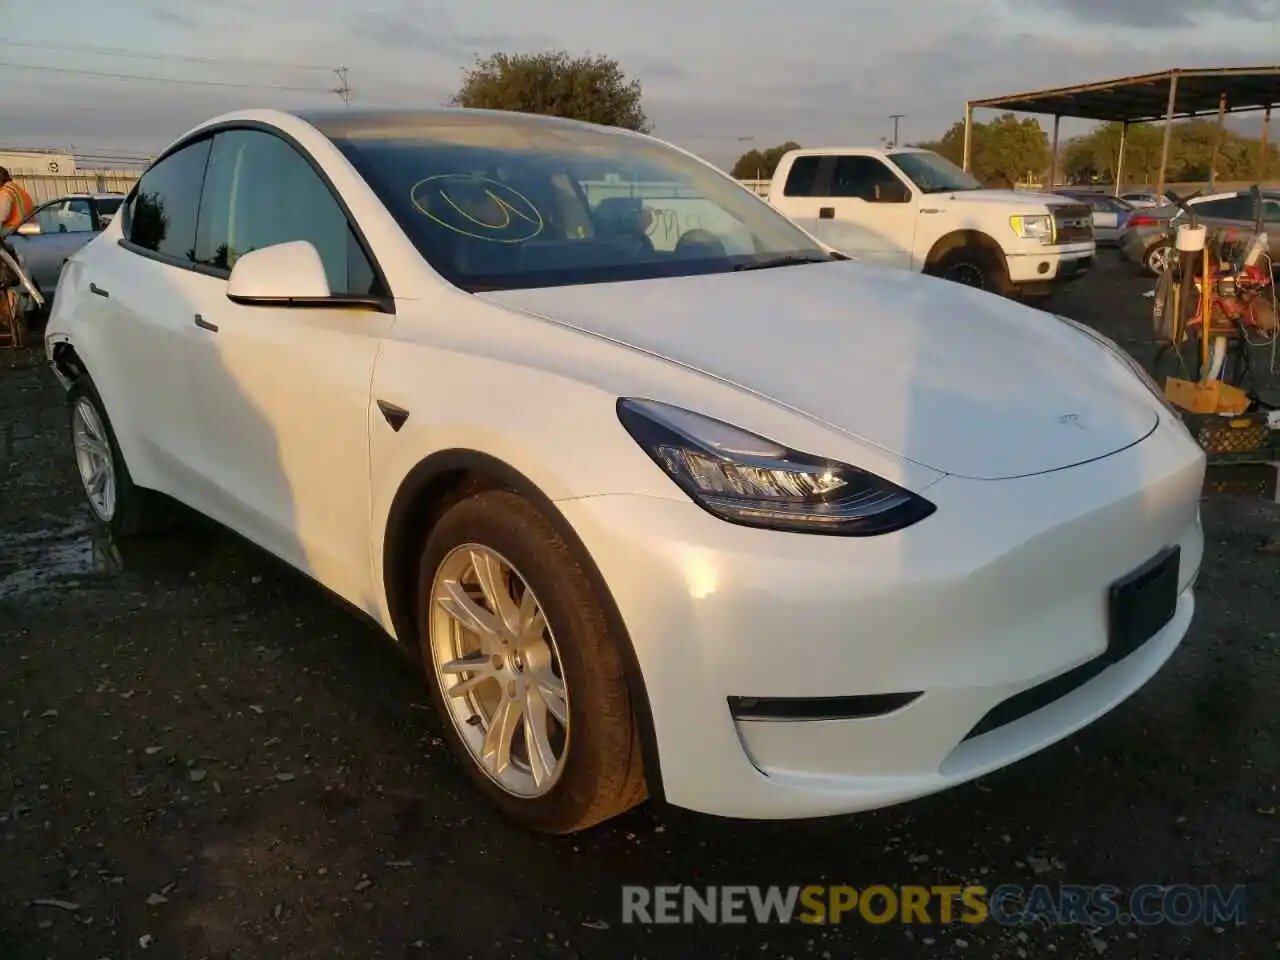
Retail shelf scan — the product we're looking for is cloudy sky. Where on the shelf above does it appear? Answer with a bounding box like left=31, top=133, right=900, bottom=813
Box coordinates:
left=5, top=0, right=1280, bottom=167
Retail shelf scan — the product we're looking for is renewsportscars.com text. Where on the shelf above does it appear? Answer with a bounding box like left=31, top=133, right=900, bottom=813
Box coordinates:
left=620, top=884, right=1248, bottom=927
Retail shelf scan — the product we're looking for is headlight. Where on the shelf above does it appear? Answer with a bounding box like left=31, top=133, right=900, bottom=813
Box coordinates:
left=1053, top=314, right=1182, bottom=417
left=1009, top=214, right=1053, bottom=245
left=616, top=399, right=937, bottom=536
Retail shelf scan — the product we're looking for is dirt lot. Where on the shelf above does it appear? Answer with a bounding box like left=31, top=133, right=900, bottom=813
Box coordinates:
left=1, top=252, right=1278, bottom=960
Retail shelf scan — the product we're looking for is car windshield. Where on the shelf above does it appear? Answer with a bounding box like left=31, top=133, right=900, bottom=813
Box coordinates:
left=326, top=115, right=833, bottom=292
left=97, top=197, right=123, bottom=216
left=886, top=150, right=983, bottom=194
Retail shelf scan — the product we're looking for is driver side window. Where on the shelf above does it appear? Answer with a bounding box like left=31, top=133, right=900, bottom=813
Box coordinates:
left=825, top=157, right=903, bottom=202
left=194, top=128, right=381, bottom=296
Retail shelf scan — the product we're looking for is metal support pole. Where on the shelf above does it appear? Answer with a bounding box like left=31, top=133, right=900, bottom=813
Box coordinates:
left=1156, top=74, right=1179, bottom=199
left=1260, top=105, right=1271, bottom=180
left=1049, top=115, right=1060, bottom=188
left=962, top=102, right=974, bottom=171
left=1114, top=122, right=1128, bottom=196
left=1208, top=92, right=1228, bottom=188
left=888, top=114, right=903, bottom=148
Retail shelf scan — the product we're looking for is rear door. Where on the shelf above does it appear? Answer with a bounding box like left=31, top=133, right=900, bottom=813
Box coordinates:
left=98, top=137, right=220, bottom=504
left=1087, top=195, right=1119, bottom=233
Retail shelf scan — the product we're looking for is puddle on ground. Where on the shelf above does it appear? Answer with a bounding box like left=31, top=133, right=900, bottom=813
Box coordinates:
left=0, top=516, right=124, bottom=601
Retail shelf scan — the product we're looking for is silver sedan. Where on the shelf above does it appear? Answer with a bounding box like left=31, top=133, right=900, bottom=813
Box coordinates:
left=4, top=194, right=124, bottom=294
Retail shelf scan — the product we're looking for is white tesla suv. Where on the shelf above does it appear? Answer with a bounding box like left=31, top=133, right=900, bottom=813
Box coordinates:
left=44, top=107, right=1206, bottom=834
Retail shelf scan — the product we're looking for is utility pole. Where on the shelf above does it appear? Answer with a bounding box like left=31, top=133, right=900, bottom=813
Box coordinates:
left=333, top=66, right=352, bottom=107
left=888, top=114, right=904, bottom=148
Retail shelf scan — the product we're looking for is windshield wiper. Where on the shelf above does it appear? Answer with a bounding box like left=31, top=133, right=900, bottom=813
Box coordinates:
left=733, top=255, right=834, bottom=272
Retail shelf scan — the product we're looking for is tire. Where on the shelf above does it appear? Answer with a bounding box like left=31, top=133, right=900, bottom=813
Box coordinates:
left=929, top=245, right=1012, bottom=296
left=416, top=490, right=647, bottom=834
left=1143, top=240, right=1173, bottom=276
left=67, top=377, right=179, bottom=537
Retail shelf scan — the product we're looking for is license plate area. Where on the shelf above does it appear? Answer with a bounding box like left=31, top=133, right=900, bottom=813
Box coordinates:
left=1107, top=546, right=1180, bottom=660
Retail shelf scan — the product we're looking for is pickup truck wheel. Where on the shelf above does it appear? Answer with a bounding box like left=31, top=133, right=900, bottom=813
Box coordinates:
left=929, top=246, right=1012, bottom=296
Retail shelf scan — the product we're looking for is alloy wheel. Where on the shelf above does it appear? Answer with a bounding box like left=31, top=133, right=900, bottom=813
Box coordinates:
left=1147, top=244, right=1173, bottom=274
left=72, top=398, right=116, bottom=522
left=428, top=544, right=570, bottom=798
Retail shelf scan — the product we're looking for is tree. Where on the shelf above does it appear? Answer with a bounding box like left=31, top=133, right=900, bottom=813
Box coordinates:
left=449, top=50, right=651, bottom=132
left=911, top=112, right=1049, bottom=185
left=1058, top=119, right=1280, bottom=186
left=730, top=141, right=801, bottom=180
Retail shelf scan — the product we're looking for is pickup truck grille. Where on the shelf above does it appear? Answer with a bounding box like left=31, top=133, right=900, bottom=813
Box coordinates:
left=1051, top=204, right=1094, bottom=243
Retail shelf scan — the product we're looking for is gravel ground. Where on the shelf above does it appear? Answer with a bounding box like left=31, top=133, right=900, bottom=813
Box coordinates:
left=1, top=251, right=1278, bottom=960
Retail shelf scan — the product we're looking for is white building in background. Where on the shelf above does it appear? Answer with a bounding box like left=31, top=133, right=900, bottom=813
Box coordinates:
left=0, top=150, right=77, bottom=175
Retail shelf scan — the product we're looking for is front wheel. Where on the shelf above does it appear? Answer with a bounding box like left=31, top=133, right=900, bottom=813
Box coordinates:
left=928, top=245, right=1012, bottom=297
left=416, top=490, right=647, bottom=834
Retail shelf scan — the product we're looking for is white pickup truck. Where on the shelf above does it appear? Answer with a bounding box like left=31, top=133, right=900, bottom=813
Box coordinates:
left=765, top=147, right=1096, bottom=301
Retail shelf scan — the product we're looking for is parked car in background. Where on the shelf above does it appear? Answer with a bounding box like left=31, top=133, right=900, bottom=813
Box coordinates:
left=44, top=106, right=1203, bottom=834
left=1119, top=188, right=1280, bottom=275
left=1118, top=192, right=1171, bottom=209
left=1054, top=190, right=1136, bottom=245
left=4, top=193, right=125, bottom=294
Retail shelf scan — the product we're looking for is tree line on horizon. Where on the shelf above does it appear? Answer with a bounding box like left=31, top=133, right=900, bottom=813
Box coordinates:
left=444, top=51, right=1279, bottom=187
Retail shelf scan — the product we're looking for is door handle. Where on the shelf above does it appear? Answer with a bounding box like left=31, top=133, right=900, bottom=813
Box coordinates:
left=88, top=282, right=109, bottom=298
left=194, top=314, right=218, bottom=332
left=818, top=207, right=835, bottom=219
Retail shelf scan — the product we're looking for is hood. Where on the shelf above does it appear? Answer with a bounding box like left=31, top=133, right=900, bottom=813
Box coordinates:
left=942, top=189, right=1065, bottom=208
left=478, top=262, right=1158, bottom=481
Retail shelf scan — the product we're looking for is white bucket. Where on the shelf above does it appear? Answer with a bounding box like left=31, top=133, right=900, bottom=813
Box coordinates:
left=1176, top=224, right=1207, bottom=252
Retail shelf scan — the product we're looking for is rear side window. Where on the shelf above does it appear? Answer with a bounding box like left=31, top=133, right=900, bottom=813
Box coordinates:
left=1193, top=195, right=1252, bottom=220
left=783, top=156, right=823, bottom=197
left=194, top=128, right=379, bottom=295
left=125, top=138, right=212, bottom=262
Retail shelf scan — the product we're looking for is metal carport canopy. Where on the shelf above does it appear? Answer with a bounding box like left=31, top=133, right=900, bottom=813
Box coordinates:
left=961, top=66, right=1280, bottom=195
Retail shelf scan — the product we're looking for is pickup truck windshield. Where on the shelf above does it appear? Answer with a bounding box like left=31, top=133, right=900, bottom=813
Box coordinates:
left=327, top=117, right=832, bottom=292
left=888, top=151, right=983, bottom=194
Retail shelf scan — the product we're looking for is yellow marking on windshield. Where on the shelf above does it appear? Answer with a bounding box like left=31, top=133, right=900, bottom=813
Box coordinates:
left=410, top=174, right=544, bottom=243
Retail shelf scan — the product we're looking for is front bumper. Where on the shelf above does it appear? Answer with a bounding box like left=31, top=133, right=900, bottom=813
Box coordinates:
left=1004, top=242, right=1095, bottom=285
left=557, top=414, right=1205, bottom=819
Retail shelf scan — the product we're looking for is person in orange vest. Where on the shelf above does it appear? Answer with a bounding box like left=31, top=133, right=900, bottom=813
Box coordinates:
left=0, top=167, right=35, bottom=233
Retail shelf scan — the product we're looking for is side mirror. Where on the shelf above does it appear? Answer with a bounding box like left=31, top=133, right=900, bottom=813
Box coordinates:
left=15, top=220, right=40, bottom=236
left=874, top=180, right=911, bottom=203
left=227, top=240, right=332, bottom=305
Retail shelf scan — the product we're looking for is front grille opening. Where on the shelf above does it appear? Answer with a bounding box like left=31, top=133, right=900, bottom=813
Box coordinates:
left=962, top=627, right=1164, bottom=742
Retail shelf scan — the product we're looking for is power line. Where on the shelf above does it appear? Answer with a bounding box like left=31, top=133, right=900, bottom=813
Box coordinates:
left=5, top=39, right=331, bottom=71
left=0, top=60, right=328, bottom=92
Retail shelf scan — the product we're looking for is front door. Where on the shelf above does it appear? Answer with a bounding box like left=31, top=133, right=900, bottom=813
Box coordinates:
left=182, top=127, right=394, bottom=609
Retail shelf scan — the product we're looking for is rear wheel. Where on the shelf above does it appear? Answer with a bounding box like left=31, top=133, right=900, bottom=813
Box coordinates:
left=1143, top=240, right=1173, bottom=276
left=416, top=490, right=647, bottom=834
left=67, top=378, right=179, bottom=536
